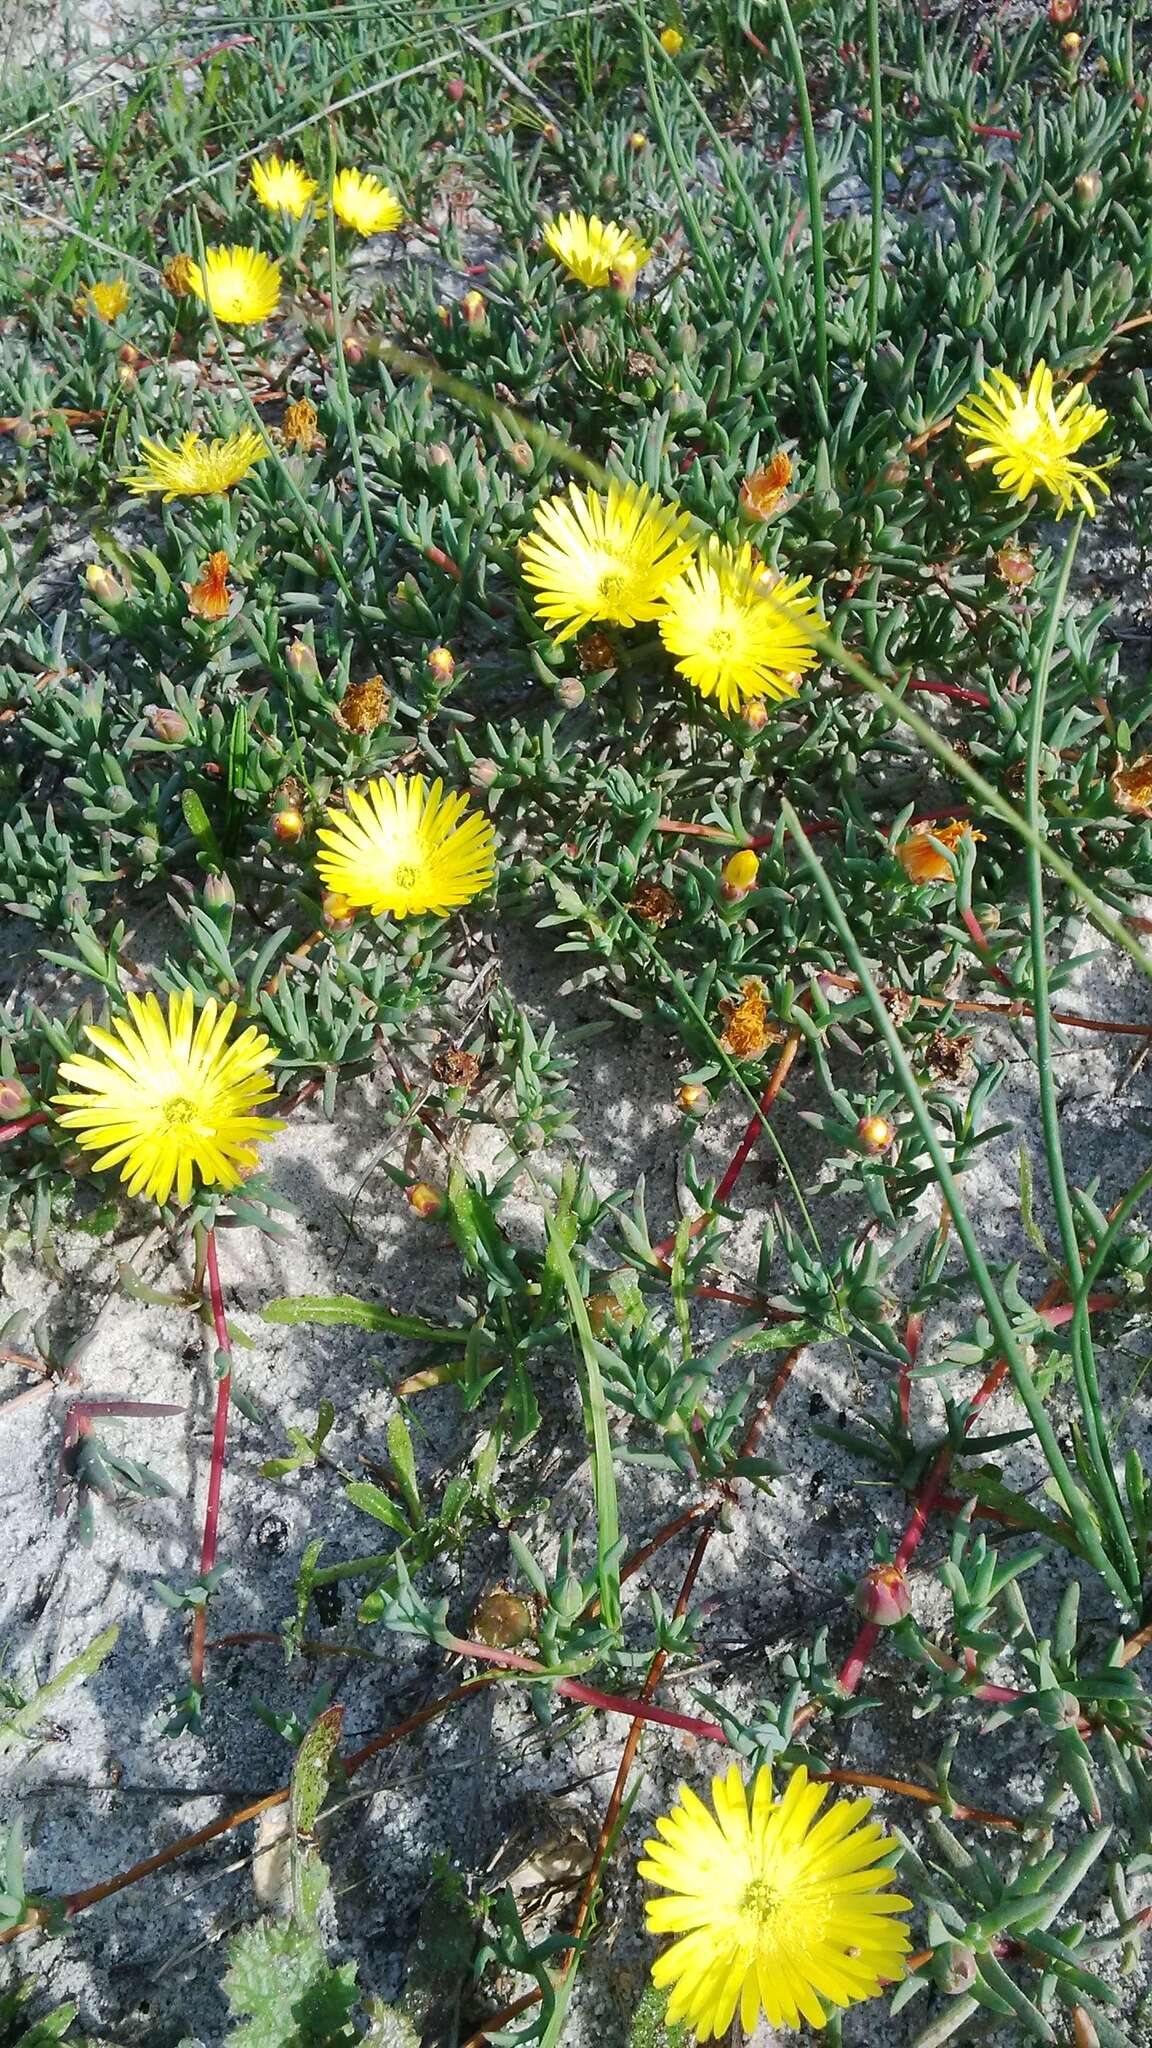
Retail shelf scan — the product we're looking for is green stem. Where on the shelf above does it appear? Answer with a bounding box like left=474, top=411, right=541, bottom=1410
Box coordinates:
left=324, top=129, right=377, bottom=564
left=1023, top=517, right=1138, bottom=1593
left=781, top=799, right=1133, bottom=1611
left=776, top=0, right=828, bottom=406
left=865, top=0, right=883, bottom=346
left=545, top=1213, right=622, bottom=1636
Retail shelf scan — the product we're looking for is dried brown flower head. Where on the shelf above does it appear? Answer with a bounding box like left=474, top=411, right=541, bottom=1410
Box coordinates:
left=1110, top=755, right=1152, bottom=817
left=719, top=978, right=784, bottom=1059
left=629, top=880, right=679, bottom=927
left=432, top=1046, right=481, bottom=1090
left=163, top=252, right=196, bottom=298
left=577, top=629, right=617, bottom=674
left=924, top=1030, right=974, bottom=1085
left=339, top=675, right=389, bottom=735
left=280, top=397, right=323, bottom=453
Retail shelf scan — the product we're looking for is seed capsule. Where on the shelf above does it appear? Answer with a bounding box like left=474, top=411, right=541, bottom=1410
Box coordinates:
left=856, top=1113, right=895, bottom=1155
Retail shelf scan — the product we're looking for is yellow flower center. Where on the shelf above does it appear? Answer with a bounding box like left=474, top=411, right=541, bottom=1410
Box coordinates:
left=742, top=1877, right=783, bottom=1926
left=597, top=569, right=627, bottom=603
left=162, top=1096, right=199, bottom=1127
left=708, top=625, right=736, bottom=654
left=394, top=862, right=418, bottom=889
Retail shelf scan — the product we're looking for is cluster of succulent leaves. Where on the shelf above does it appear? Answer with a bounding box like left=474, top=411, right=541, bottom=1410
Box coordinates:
left=7, top=0, right=1152, bottom=2040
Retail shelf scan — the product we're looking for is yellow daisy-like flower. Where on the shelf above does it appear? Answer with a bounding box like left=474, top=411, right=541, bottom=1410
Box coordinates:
left=315, top=774, right=496, bottom=919
left=330, top=168, right=404, bottom=237
left=955, top=361, right=1109, bottom=516
left=542, top=211, right=652, bottom=289
left=640, top=1763, right=911, bottom=2039
left=186, top=244, right=281, bottom=325
left=521, top=480, right=694, bottom=642
left=657, top=541, right=822, bottom=715
left=76, top=279, right=129, bottom=322
left=250, top=154, right=317, bottom=218
left=53, top=991, right=282, bottom=1207
left=119, top=429, right=268, bottom=501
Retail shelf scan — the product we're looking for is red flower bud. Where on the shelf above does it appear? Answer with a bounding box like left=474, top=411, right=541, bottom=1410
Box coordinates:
left=854, top=1563, right=911, bottom=1626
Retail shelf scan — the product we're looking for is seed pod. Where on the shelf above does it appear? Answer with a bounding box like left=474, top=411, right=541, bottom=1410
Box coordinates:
left=11, top=418, right=37, bottom=448
left=556, top=677, right=585, bottom=709
left=471, top=1588, right=534, bottom=1648
left=273, top=808, right=305, bottom=845
left=856, top=1113, right=895, bottom=1156
left=677, top=1082, right=709, bottom=1115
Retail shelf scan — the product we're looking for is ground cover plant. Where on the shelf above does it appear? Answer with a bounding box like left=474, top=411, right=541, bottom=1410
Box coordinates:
left=5, top=0, right=1152, bottom=2039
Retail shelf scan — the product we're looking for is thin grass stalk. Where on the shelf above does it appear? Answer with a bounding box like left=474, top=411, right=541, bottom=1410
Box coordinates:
left=781, top=798, right=1132, bottom=1607
left=324, top=128, right=378, bottom=564
left=774, top=0, right=828, bottom=406
left=1023, top=515, right=1138, bottom=1593
left=634, top=0, right=725, bottom=300
left=545, top=1211, right=622, bottom=1635
left=865, top=0, right=883, bottom=346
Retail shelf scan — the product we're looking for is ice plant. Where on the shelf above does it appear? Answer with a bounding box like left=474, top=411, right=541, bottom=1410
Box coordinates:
left=639, top=1763, right=911, bottom=2038
left=657, top=541, right=822, bottom=715
left=250, top=154, right=317, bottom=217
left=52, top=992, right=282, bottom=1207
left=329, top=168, right=404, bottom=236
left=521, top=480, right=693, bottom=641
left=76, top=279, right=129, bottom=321
left=542, top=211, right=652, bottom=289
left=739, top=452, right=793, bottom=521
left=315, top=774, right=496, bottom=919
left=186, top=245, right=282, bottom=325
left=120, top=429, right=268, bottom=501
left=719, top=979, right=781, bottom=1060
left=955, top=361, right=1109, bottom=515
left=186, top=552, right=234, bottom=621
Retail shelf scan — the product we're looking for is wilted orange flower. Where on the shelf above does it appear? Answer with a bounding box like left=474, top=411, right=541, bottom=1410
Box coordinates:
left=1110, top=756, right=1152, bottom=816
left=995, top=544, right=1036, bottom=588
left=739, top=451, right=793, bottom=522
left=896, top=818, right=985, bottom=884
left=281, top=397, right=323, bottom=452
left=187, top=552, right=234, bottom=621
left=719, top=979, right=783, bottom=1059
left=339, top=675, right=390, bottom=734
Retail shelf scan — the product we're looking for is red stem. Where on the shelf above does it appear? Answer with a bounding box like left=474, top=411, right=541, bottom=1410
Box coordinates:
left=443, top=1635, right=727, bottom=1741
left=0, top=1112, right=48, bottom=1142
left=903, top=678, right=991, bottom=706
left=960, top=905, right=1014, bottom=989
left=189, top=1228, right=233, bottom=1690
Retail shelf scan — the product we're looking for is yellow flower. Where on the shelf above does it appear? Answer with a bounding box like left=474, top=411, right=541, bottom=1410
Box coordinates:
left=657, top=541, right=822, bottom=715
left=542, top=211, right=652, bottom=288
left=330, top=169, right=404, bottom=237
left=120, top=429, right=268, bottom=501
left=640, top=1763, right=911, bottom=2039
left=659, top=24, right=684, bottom=54
left=315, top=774, right=496, bottom=919
left=76, top=279, right=129, bottom=322
left=186, top=245, right=282, bottom=325
left=521, top=480, right=694, bottom=642
left=53, top=991, right=282, bottom=1207
left=955, top=361, right=1109, bottom=515
left=250, top=154, right=317, bottom=218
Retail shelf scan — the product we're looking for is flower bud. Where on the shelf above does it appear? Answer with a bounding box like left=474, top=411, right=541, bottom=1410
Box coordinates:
left=995, top=544, right=1035, bottom=588
left=556, top=677, right=586, bottom=710
left=445, top=75, right=467, bottom=101
left=1061, top=30, right=1082, bottom=55
left=587, top=1292, right=619, bottom=1335
left=163, top=251, right=196, bottom=297
left=203, top=871, right=235, bottom=911
left=343, top=335, right=364, bottom=365
left=1049, top=0, right=1075, bottom=21
left=881, top=455, right=910, bottom=487
left=0, top=1077, right=32, bottom=1119
left=427, top=645, right=456, bottom=683
left=659, top=24, right=684, bottom=55
left=1073, top=169, right=1101, bottom=211
left=471, top=1588, right=534, bottom=1648
left=84, top=562, right=124, bottom=605
left=1070, top=2006, right=1101, bottom=2048
left=117, top=362, right=138, bottom=390
left=148, top=706, right=189, bottom=743
left=119, top=343, right=141, bottom=369
left=507, top=438, right=535, bottom=474
left=721, top=848, right=759, bottom=900
left=854, top=1563, right=911, bottom=1627
left=542, top=121, right=559, bottom=146
left=286, top=640, right=319, bottom=681
left=273, top=807, right=305, bottom=845
left=407, top=1180, right=444, bottom=1219
left=677, top=1082, right=709, bottom=1115
left=856, top=1113, right=895, bottom=1156
left=629, top=130, right=648, bottom=150
left=742, top=698, right=769, bottom=734
left=426, top=440, right=454, bottom=469
left=939, top=1945, right=978, bottom=1996
left=469, top=757, right=500, bottom=792
left=322, top=889, right=355, bottom=931
left=461, top=289, right=486, bottom=329
left=11, top=418, right=37, bottom=448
